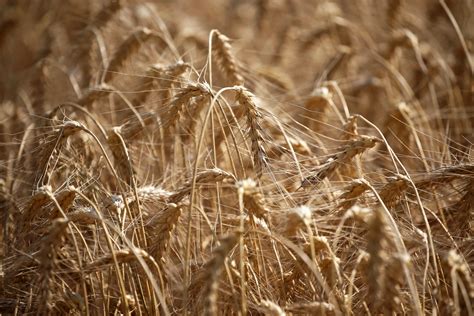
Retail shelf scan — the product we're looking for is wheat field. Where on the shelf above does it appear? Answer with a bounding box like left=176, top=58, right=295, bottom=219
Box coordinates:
left=0, top=0, right=473, bottom=315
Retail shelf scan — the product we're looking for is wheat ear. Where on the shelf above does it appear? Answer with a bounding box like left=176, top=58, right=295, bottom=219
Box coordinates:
left=285, top=206, right=312, bottom=237
left=302, top=136, right=380, bottom=187
left=169, top=168, right=235, bottom=204
left=107, top=126, right=136, bottom=186
left=236, top=87, right=268, bottom=179
left=202, top=231, right=241, bottom=316
left=36, top=218, right=69, bottom=316
left=77, top=0, right=121, bottom=86
left=85, top=248, right=152, bottom=272
left=379, top=174, right=410, bottom=208
left=387, top=0, right=402, bottom=28
left=49, top=186, right=76, bottom=218
left=102, top=28, right=153, bottom=83
left=237, top=179, right=269, bottom=221
left=336, top=179, right=370, bottom=212
left=365, top=207, right=389, bottom=313
left=77, top=83, right=115, bottom=108
left=285, top=301, right=335, bottom=314
left=133, top=61, right=190, bottom=107
left=145, top=203, right=182, bottom=260
left=211, top=30, right=244, bottom=86
left=259, top=300, right=286, bottom=316
left=34, top=121, right=84, bottom=188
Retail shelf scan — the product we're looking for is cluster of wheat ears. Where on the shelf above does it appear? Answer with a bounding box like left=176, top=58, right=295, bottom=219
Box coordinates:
left=0, top=0, right=472, bottom=315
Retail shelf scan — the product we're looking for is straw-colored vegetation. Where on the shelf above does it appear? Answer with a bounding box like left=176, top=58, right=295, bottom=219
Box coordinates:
left=0, top=0, right=472, bottom=315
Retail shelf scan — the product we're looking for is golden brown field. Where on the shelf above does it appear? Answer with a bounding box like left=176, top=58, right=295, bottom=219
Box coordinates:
left=0, top=0, right=473, bottom=315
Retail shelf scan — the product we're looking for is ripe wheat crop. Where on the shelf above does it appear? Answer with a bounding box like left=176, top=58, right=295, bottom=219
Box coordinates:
left=0, top=0, right=472, bottom=315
